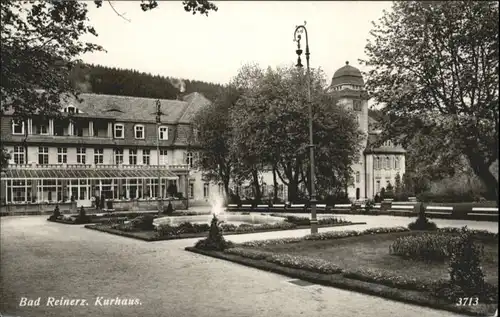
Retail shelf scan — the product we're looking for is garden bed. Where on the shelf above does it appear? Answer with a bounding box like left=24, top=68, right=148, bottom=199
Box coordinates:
left=85, top=220, right=366, bottom=242
left=186, top=227, right=498, bottom=316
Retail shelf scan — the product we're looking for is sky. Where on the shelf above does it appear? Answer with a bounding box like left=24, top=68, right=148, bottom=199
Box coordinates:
left=81, top=1, right=393, bottom=86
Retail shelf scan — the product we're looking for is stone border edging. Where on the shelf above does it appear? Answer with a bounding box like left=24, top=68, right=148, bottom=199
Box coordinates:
left=84, top=222, right=367, bottom=242
left=184, top=247, right=490, bottom=317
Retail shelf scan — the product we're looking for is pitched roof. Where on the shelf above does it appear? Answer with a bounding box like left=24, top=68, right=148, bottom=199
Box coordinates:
left=3, top=92, right=211, bottom=124
left=178, top=92, right=212, bottom=124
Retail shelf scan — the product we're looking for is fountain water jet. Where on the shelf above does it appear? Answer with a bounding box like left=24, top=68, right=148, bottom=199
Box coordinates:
left=208, top=191, right=227, bottom=222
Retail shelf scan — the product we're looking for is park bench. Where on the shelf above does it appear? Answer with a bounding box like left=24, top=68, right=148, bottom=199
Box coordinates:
left=425, top=206, right=453, bottom=218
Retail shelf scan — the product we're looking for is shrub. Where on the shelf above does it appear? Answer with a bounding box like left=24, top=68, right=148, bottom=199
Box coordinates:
left=156, top=224, right=178, bottom=237
left=54, top=205, right=61, bottom=216
left=438, top=227, right=498, bottom=240
left=364, top=199, right=376, bottom=214
left=130, top=214, right=156, bottom=230
left=177, top=222, right=210, bottom=234
left=448, top=227, right=486, bottom=296
left=163, top=201, right=174, bottom=215
left=285, top=216, right=310, bottom=226
left=220, top=223, right=238, bottom=232
left=194, top=215, right=233, bottom=251
left=408, top=203, right=438, bottom=231
left=76, top=206, right=91, bottom=224
left=389, top=233, right=461, bottom=262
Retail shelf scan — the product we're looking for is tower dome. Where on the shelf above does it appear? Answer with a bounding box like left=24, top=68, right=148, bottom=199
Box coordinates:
left=331, top=61, right=364, bottom=87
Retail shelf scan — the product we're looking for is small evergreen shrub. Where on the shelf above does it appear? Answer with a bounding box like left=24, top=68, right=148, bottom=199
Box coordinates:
left=408, top=203, right=438, bottom=231
left=364, top=199, right=376, bottom=214
left=448, top=227, right=486, bottom=296
left=76, top=206, right=91, bottom=224
left=194, top=215, right=233, bottom=250
left=48, top=205, right=61, bottom=221
left=163, top=201, right=174, bottom=215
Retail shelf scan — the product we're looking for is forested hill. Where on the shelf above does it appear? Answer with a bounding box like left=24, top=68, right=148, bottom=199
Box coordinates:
left=69, top=63, right=224, bottom=101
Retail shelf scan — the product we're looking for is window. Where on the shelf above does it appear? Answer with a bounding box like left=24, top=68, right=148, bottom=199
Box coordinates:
left=394, top=156, right=400, bottom=169
left=376, top=180, right=381, bottom=193
left=134, top=125, right=144, bottom=139
left=142, top=150, right=150, bottom=165
left=114, top=124, right=124, bottom=139
left=12, top=120, right=24, bottom=135
left=186, top=152, right=193, bottom=168
left=203, top=183, right=209, bottom=198
left=94, top=148, right=104, bottom=164
left=353, top=100, right=362, bottom=111
left=35, top=120, right=49, bottom=135
left=129, top=149, right=137, bottom=165
left=38, top=147, right=49, bottom=165
left=385, top=156, right=390, bottom=169
left=57, top=148, right=67, bottom=163
left=193, top=128, right=200, bottom=142
left=77, top=148, right=86, bottom=164
left=160, top=149, right=168, bottom=165
left=189, top=183, right=194, bottom=198
left=159, top=126, right=168, bottom=140
left=355, top=171, right=360, bottom=183
left=13, top=146, right=25, bottom=164
left=114, top=149, right=124, bottom=164
left=375, top=156, right=380, bottom=170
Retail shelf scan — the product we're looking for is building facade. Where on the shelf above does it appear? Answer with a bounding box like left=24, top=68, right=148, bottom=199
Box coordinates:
left=1, top=62, right=406, bottom=209
left=329, top=61, right=406, bottom=200
left=1, top=92, right=221, bottom=208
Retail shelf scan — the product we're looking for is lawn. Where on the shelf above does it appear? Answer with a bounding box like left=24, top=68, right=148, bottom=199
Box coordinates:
left=251, top=231, right=498, bottom=287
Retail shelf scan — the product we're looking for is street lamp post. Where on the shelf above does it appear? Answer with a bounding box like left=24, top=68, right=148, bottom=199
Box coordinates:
left=294, top=21, right=318, bottom=234
left=155, top=100, right=163, bottom=215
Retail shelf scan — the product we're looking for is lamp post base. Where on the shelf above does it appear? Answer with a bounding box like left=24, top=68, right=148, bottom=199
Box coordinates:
left=310, top=198, right=318, bottom=234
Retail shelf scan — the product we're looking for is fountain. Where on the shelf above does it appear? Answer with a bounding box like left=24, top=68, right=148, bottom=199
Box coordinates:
left=153, top=191, right=283, bottom=227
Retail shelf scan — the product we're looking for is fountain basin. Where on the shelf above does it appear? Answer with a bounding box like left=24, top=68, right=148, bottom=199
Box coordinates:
left=153, top=213, right=284, bottom=227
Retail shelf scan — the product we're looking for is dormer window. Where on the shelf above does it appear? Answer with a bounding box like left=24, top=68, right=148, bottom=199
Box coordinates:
left=134, top=125, right=144, bottom=139
left=159, top=126, right=168, bottom=140
left=114, top=124, right=124, bottom=139
left=63, top=105, right=80, bottom=114
left=12, top=120, right=24, bottom=135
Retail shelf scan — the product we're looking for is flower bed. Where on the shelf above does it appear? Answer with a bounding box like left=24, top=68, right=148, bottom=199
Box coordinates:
left=85, top=211, right=364, bottom=241
left=187, top=226, right=498, bottom=316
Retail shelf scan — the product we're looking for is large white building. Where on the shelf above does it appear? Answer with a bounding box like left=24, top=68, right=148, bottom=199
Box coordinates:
left=1, top=62, right=405, bottom=211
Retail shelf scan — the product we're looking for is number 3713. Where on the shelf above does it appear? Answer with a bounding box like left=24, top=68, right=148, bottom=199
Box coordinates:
left=456, top=297, right=479, bottom=306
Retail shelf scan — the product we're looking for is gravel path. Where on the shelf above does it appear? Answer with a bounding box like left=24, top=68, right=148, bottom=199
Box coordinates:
left=2, top=215, right=494, bottom=317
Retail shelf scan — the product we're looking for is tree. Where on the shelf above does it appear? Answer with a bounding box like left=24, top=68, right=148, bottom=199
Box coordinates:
left=1, top=148, right=11, bottom=169
left=361, top=1, right=499, bottom=205
left=192, top=86, right=240, bottom=196
left=94, top=0, right=217, bottom=16
left=231, top=65, right=362, bottom=202
left=1, top=0, right=217, bottom=163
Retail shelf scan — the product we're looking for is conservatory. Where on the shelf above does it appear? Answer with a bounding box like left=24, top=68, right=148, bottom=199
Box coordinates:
left=1, top=165, right=179, bottom=207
